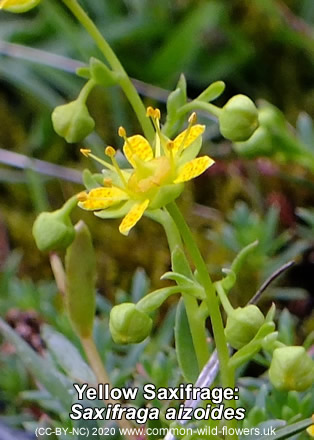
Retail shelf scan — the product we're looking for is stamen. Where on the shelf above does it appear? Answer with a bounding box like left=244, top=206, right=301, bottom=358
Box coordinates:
left=177, top=112, right=197, bottom=155
left=188, top=112, right=197, bottom=124
left=146, top=106, right=161, bottom=121
left=146, top=107, right=166, bottom=157
left=154, top=108, right=161, bottom=120
left=146, top=106, right=155, bottom=118
left=166, top=140, right=175, bottom=171
left=77, top=191, right=88, bottom=202
left=103, top=178, right=113, bottom=187
left=105, top=145, right=128, bottom=188
left=80, top=148, right=116, bottom=172
left=80, top=148, right=91, bottom=157
left=118, top=126, right=138, bottom=158
left=105, top=146, right=116, bottom=158
left=118, top=126, right=126, bottom=138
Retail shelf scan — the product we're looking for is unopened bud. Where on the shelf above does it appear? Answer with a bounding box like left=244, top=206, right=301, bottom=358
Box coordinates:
left=32, top=197, right=77, bottom=252
left=52, top=100, right=95, bottom=143
left=219, top=94, right=259, bottom=142
left=269, top=346, right=314, bottom=392
left=225, top=305, right=265, bottom=349
left=109, top=303, right=152, bottom=344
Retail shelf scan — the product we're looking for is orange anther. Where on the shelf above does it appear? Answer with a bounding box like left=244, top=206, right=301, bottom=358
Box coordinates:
left=118, top=126, right=126, bottom=138
left=105, top=146, right=116, bottom=157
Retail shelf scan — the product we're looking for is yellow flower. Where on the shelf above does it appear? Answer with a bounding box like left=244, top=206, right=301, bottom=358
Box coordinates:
left=307, top=415, right=314, bottom=437
left=78, top=108, right=214, bottom=235
left=0, top=0, right=40, bottom=12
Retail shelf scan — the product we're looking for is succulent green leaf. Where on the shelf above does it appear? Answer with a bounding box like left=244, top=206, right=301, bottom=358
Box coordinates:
left=65, top=221, right=96, bottom=338
left=197, top=80, right=225, bottom=102
left=175, top=298, right=199, bottom=382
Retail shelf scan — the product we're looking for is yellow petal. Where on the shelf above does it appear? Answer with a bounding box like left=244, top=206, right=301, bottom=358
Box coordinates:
left=119, top=199, right=149, bottom=236
left=174, top=156, right=214, bottom=183
left=307, top=425, right=314, bottom=437
left=123, top=135, right=154, bottom=167
left=0, top=0, right=40, bottom=12
left=307, top=415, right=314, bottom=437
left=172, top=125, right=205, bottom=154
left=79, top=187, right=128, bottom=211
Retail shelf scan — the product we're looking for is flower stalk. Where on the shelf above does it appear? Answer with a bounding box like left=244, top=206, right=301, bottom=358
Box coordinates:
left=60, top=0, right=155, bottom=143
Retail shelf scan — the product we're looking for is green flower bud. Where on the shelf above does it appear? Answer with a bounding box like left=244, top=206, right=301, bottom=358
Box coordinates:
left=219, top=94, right=259, bottom=142
left=65, top=221, right=96, bottom=339
left=233, top=126, right=273, bottom=158
left=32, top=197, right=77, bottom=252
left=0, top=0, right=40, bottom=13
left=109, top=303, right=152, bottom=345
left=52, top=99, right=95, bottom=143
left=225, top=305, right=265, bottom=349
left=269, top=346, right=314, bottom=392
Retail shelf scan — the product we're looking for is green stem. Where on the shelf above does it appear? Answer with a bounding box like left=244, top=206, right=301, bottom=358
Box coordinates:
left=60, top=194, right=79, bottom=217
left=61, top=0, right=155, bottom=142
left=147, top=209, right=209, bottom=369
left=78, top=79, right=96, bottom=104
left=215, top=282, right=234, bottom=316
left=178, top=100, right=222, bottom=119
left=166, top=202, right=237, bottom=439
left=81, top=337, right=136, bottom=440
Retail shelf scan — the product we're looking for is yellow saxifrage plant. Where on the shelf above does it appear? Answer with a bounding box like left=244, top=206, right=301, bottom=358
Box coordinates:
left=78, top=108, right=214, bottom=236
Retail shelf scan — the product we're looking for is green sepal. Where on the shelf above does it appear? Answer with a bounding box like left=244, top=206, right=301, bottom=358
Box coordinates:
left=229, top=321, right=276, bottom=369
left=89, top=57, right=119, bottom=87
left=149, top=183, right=184, bottom=210
left=82, top=169, right=103, bottom=190
left=196, top=80, right=225, bottom=103
left=95, top=200, right=133, bottom=219
left=65, top=221, right=96, bottom=339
